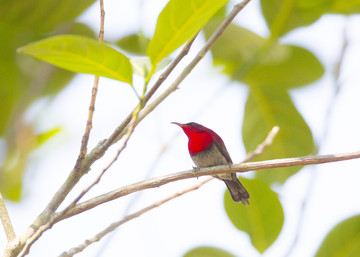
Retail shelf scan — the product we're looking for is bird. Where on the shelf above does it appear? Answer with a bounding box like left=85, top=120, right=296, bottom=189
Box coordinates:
left=172, top=122, right=249, bottom=205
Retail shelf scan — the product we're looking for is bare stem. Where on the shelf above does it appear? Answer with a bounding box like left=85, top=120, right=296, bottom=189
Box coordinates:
left=59, top=124, right=279, bottom=256
left=57, top=149, right=360, bottom=221
left=58, top=178, right=210, bottom=257
left=3, top=1, right=252, bottom=256
left=0, top=193, right=16, bottom=242
left=135, top=0, right=251, bottom=124
left=74, top=0, right=105, bottom=172
left=61, top=111, right=139, bottom=215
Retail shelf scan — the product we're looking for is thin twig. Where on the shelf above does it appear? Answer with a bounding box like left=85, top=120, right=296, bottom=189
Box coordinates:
left=17, top=221, right=53, bottom=257
left=243, top=126, right=280, bottom=162
left=57, top=149, right=360, bottom=221
left=56, top=125, right=280, bottom=256
left=62, top=111, right=139, bottom=215
left=74, top=0, right=105, bottom=172
left=8, top=24, right=199, bottom=257
left=58, top=178, right=210, bottom=257
left=4, top=1, right=251, bottom=256
left=134, top=0, right=251, bottom=126
left=0, top=193, right=16, bottom=242
left=16, top=107, right=140, bottom=257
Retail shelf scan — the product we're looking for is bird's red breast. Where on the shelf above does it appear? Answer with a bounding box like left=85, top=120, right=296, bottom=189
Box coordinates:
left=172, top=122, right=224, bottom=155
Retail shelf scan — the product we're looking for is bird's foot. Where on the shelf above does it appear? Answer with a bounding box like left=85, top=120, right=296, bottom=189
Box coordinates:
left=192, top=166, right=200, bottom=178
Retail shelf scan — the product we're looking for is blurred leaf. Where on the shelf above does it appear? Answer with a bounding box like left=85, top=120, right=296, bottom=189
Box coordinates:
left=205, top=21, right=324, bottom=89
left=0, top=126, right=61, bottom=201
left=260, top=0, right=324, bottom=37
left=17, top=35, right=133, bottom=85
left=0, top=0, right=96, bottom=32
left=224, top=178, right=284, bottom=253
left=147, top=0, right=229, bottom=69
left=242, top=87, right=314, bottom=183
left=36, top=127, right=62, bottom=147
left=329, top=0, right=360, bottom=14
left=242, top=45, right=324, bottom=88
left=0, top=125, right=36, bottom=201
left=116, top=33, right=150, bottom=56
left=0, top=0, right=96, bottom=201
left=183, top=246, right=236, bottom=257
left=260, top=0, right=360, bottom=37
left=315, top=215, right=360, bottom=257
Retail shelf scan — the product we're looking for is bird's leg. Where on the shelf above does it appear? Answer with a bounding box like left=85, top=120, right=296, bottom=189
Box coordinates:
left=192, top=166, right=200, bottom=178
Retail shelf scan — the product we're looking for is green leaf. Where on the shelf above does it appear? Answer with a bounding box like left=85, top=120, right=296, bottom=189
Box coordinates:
left=242, top=45, right=324, bottom=88
left=183, top=246, right=236, bottom=257
left=224, top=178, right=284, bottom=253
left=242, top=87, right=314, bottom=183
left=147, top=0, right=229, bottom=68
left=315, top=215, right=360, bottom=257
left=260, top=0, right=360, bottom=36
left=17, top=35, right=133, bottom=85
left=116, top=33, right=150, bottom=56
left=260, top=0, right=324, bottom=37
left=0, top=0, right=97, bottom=32
left=205, top=21, right=324, bottom=89
left=328, top=0, right=360, bottom=14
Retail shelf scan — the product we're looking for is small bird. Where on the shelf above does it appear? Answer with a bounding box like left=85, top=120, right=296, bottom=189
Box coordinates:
left=172, top=122, right=249, bottom=205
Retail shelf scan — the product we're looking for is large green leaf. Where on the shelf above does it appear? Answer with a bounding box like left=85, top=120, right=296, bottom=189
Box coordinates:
left=224, top=178, right=284, bottom=253
left=17, top=35, right=133, bottom=85
left=147, top=0, right=229, bottom=69
left=204, top=21, right=324, bottom=89
left=1, top=9, right=95, bottom=200
left=183, top=246, right=236, bottom=257
left=242, top=87, right=314, bottom=183
left=315, top=215, right=360, bottom=257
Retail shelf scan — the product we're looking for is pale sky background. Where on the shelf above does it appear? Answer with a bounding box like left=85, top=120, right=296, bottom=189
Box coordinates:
left=2, top=0, right=360, bottom=256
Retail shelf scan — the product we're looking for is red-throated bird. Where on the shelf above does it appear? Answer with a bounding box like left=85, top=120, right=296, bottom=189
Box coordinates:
left=172, top=122, right=249, bottom=205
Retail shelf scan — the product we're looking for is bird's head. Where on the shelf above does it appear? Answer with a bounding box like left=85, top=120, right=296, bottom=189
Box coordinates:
left=172, top=122, right=219, bottom=154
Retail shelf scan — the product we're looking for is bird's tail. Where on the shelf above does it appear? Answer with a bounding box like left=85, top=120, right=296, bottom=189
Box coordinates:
left=223, top=175, right=250, bottom=205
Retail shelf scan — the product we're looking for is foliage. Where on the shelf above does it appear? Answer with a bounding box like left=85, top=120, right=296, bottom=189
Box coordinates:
left=1, top=0, right=360, bottom=256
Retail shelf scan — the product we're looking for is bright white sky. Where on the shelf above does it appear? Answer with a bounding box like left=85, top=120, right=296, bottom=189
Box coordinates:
left=2, top=0, right=360, bottom=256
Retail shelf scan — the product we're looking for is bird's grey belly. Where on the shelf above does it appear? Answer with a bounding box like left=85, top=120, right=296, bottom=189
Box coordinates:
left=190, top=144, right=233, bottom=181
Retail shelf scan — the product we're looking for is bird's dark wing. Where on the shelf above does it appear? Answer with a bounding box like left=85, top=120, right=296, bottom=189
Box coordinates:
left=213, top=136, right=233, bottom=164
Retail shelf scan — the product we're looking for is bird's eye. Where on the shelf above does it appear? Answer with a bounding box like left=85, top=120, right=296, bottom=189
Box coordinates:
left=187, top=126, right=202, bottom=133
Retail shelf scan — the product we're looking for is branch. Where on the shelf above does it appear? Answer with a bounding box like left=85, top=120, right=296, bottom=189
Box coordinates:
left=0, top=193, right=16, bottom=242
left=57, top=150, right=360, bottom=221
left=73, top=0, right=105, bottom=172
left=4, top=1, right=252, bottom=256
left=59, top=124, right=280, bottom=256
left=58, top=178, right=210, bottom=257
left=134, top=0, right=251, bottom=125
left=61, top=112, right=139, bottom=215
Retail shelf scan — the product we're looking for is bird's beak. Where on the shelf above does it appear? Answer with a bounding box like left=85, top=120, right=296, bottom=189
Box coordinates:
left=171, top=122, right=183, bottom=127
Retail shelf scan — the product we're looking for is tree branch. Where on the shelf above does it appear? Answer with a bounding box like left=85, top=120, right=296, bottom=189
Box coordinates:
left=57, top=150, right=360, bottom=221
left=3, top=1, right=252, bottom=256
left=74, top=0, right=105, bottom=172
left=0, top=193, right=16, bottom=242
left=59, top=125, right=280, bottom=256
left=58, top=178, right=210, bottom=257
